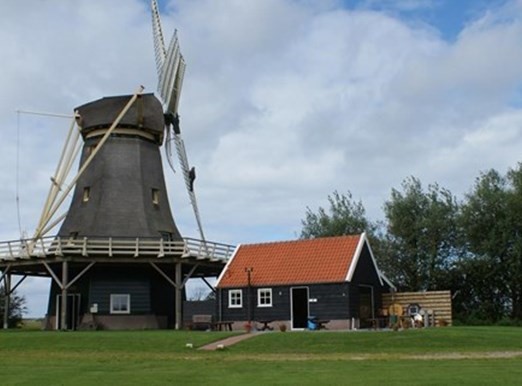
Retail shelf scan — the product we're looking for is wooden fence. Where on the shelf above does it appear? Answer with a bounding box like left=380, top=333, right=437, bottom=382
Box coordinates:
left=382, top=290, right=452, bottom=326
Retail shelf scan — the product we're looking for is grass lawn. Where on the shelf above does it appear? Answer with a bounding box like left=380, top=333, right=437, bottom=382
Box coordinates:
left=0, top=327, right=520, bottom=385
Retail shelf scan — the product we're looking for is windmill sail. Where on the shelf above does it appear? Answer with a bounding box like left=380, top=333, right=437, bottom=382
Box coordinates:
left=158, top=31, right=183, bottom=112
left=151, top=0, right=166, bottom=77
left=151, top=0, right=206, bottom=242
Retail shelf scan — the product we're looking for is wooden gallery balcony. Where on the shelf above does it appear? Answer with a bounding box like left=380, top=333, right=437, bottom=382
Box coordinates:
left=0, top=236, right=236, bottom=265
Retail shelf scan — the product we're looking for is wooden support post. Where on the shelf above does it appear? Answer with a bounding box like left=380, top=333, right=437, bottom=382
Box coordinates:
left=60, top=260, right=68, bottom=331
left=3, top=273, right=11, bottom=329
left=175, top=262, right=182, bottom=330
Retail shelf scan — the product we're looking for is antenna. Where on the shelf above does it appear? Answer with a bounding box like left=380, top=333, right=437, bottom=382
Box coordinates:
left=15, top=110, right=75, bottom=240
left=151, top=0, right=206, bottom=243
left=16, top=111, right=23, bottom=238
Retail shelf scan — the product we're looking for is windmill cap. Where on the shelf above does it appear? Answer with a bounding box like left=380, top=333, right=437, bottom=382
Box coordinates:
left=75, top=93, right=165, bottom=143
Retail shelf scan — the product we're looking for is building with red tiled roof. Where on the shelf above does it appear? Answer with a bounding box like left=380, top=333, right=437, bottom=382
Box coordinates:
left=215, top=233, right=393, bottom=330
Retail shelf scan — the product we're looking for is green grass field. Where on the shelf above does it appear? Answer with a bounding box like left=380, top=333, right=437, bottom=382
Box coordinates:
left=1, top=327, right=520, bottom=385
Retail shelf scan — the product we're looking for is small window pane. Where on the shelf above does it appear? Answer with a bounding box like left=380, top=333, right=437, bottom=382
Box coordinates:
left=229, top=289, right=242, bottom=308
left=110, top=294, right=130, bottom=314
left=257, top=288, right=272, bottom=307
left=152, top=189, right=159, bottom=205
left=83, top=187, right=90, bottom=202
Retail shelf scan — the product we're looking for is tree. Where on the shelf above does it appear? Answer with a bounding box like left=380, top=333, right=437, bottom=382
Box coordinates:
left=299, top=190, right=392, bottom=279
left=383, top=177, right=459, bottom=291
left=300, top=191, right=376, bottom=239
left=0, top=286, right=27, bottom=328
left=460, top=167, right=522, bottom=320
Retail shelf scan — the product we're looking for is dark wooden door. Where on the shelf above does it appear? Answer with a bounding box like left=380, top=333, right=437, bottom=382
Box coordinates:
left=291, top=287, right=309, bottom=329
left=56, top=294, right=81, bottom=330
left=358, top=285, right=374, bottom=328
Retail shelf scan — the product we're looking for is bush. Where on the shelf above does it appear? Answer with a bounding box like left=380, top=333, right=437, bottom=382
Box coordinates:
left=453, top=311, right=494, bottom=326
left=495, top=317, right=522, bottom=327
left=0, top=287, right=27, bottom=328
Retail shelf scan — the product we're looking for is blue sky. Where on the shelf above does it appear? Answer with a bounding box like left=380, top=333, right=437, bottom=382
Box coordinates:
left=341, top=0, right=509, bottom=40
left=1, top=0, right=522, bottom=316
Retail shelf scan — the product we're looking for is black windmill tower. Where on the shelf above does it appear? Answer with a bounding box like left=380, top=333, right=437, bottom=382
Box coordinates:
left=0, top=1, right=234, bottom=331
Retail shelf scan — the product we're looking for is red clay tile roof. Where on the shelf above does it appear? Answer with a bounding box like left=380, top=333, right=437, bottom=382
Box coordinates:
left=216, top=235, right=363, bottom=288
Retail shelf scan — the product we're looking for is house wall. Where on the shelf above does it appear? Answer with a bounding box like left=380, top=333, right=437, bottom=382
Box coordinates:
left=218, top=286, right=288, bottom=322
left=219, top=282, right=351, bottom=322
left=45, top=265, right=177, bottom=330
left=89, top=273, right=151, bottom=313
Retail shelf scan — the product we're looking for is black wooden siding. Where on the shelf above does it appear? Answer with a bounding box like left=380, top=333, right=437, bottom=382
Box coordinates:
left=46, top=267, right=91, bottom=316
left=220, top=283, right=351, bottom=322
left=150, top=274, right=176, bottom=327
left=46, top=265, right=180, bottom=328
left=89, top=273, right=151, bottom=314
left=183, top=300, right=217, bottom=323
left=348, top=243, right=385, bottom=318
left=307, top=283, right=351, bottom=319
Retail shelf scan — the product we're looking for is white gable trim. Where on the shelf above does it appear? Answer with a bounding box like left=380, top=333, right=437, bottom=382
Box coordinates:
left=345, top=232, right=384, bottom=286
left=379, top=271, right=396, bottom=290
left=215, top=244, right=241, bottom=287
left=345, top=233, right=365, bottom=282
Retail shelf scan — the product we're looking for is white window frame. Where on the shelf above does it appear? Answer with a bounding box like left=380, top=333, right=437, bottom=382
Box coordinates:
left=228, top=289, right=243, bottom=308
left=110, top=294, right=131, bottom=314
left=257, top=288, right=272, bottom=307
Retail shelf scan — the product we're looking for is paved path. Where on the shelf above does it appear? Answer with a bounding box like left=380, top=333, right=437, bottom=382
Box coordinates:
left=198, top=333, right=258, bottom=351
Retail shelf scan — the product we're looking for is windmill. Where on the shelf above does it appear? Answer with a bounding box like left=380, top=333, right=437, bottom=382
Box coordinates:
left=0, top=1, right=235, bottom=331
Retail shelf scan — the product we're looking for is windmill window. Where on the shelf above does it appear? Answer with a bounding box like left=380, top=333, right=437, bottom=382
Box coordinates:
left=228, top=289, right=242, bottom=308
left=152, top=189, right=160, bottom=205
left=257, top=288, right=272, bottom=307
left=160, top=232, right=172, bottom=241
left=110, top=294, right=130, bottom=314
left=82, top=187, right=90, bottom=202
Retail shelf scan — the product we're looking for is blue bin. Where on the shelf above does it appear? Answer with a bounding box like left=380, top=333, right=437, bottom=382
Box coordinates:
left=307, top=316, right=318, bottom=330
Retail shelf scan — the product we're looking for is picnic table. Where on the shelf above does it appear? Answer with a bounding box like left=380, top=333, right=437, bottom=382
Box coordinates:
left=369, top=317, right=388, bottom=329
left=214, top=321, right=233, bottom=331
left=257, top=320, right=274, bottom=331
left=316, top=320, right=329, bottom=330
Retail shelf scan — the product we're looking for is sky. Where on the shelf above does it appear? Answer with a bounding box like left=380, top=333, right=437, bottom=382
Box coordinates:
left=1, top=0, right=522, bottom=317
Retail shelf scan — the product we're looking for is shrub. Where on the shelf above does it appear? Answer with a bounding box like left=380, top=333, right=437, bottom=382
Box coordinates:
left=0, top=287, right=27, bottom=328
left=495, top=317, right=522, bottom=327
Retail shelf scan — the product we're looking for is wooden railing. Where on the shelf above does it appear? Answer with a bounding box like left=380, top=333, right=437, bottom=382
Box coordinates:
left=0, top=236, right=236, bottom=263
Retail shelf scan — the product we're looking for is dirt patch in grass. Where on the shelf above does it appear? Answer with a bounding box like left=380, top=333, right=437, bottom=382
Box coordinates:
left=2, top=349, right=520, bottom=363
left=403, top=351, right=522, bottom=360
left=214, top=351, right=522, bottom=362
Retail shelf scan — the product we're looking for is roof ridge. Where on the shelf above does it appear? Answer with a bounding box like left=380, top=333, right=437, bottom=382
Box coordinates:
left=240, top=234, right=361, bottom=248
